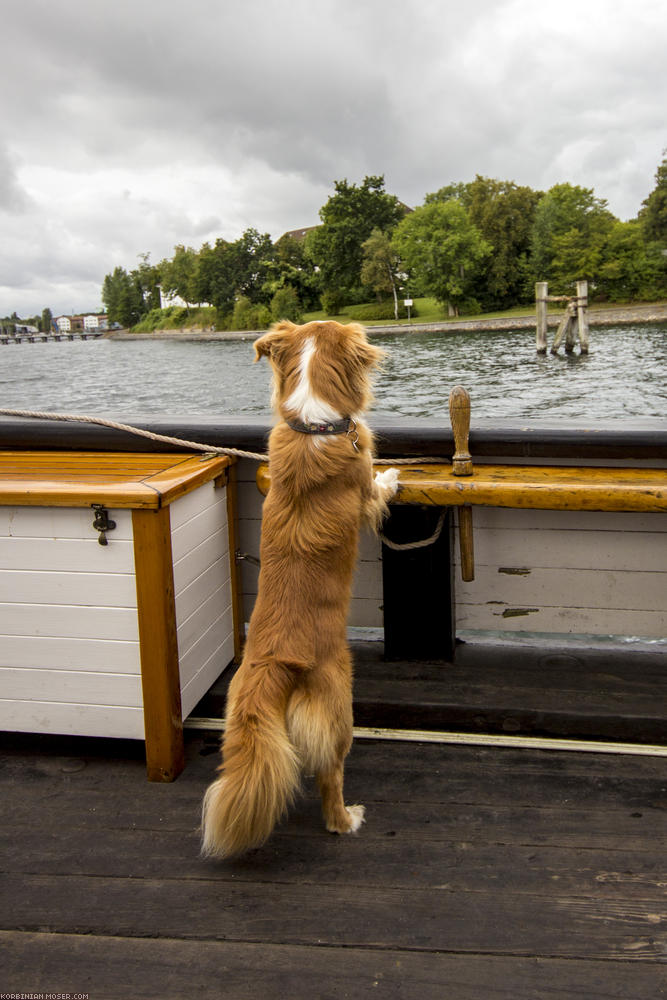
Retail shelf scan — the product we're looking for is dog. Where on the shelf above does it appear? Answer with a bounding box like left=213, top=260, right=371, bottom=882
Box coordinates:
left=201, top=319, right=399, bottom=858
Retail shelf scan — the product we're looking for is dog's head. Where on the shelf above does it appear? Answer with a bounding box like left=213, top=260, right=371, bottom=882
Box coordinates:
left=254, top=320, right=384, bottom=423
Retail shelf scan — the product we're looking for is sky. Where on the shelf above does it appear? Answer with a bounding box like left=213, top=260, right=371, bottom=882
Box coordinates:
left=2, top=0, right=666, bottom=318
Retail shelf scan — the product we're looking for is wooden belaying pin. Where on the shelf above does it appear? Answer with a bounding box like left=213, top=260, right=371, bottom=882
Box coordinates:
left=449, top=386, right=475, bottom=582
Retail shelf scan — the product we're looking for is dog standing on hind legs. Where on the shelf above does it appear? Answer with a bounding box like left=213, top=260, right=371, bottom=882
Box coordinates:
left=201, top=319, right=399, bottom=859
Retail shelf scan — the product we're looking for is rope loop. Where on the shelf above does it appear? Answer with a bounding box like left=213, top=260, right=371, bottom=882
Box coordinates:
left=379, top=510, right=447, bottom=551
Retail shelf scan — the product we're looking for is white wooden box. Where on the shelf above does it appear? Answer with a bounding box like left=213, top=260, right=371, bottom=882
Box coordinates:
left=0, top=452, right=239, bottom=779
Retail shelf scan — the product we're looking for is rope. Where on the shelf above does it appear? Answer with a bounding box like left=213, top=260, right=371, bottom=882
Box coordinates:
left=379, top=510, right=446, bottom=551
left=0, top=407, right=447, bottom=466
left=0, top=407, right=268, bottom=462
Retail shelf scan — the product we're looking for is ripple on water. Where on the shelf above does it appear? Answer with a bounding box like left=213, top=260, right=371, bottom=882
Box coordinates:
left=2, top=325, right=665, bottom=421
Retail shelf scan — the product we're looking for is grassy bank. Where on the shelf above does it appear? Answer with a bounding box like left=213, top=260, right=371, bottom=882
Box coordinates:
left=129, top=298, right=667, bottom=335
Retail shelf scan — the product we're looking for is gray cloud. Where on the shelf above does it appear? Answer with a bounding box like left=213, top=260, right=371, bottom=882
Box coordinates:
left=2, top=0, right=665, bottom=315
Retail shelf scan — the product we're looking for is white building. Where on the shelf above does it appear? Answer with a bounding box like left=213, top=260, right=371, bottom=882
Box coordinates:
left=84, top=314, right=109, bottom=331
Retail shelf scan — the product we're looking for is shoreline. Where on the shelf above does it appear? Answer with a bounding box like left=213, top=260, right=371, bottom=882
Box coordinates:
left=108, top=302, right=667, bottom=342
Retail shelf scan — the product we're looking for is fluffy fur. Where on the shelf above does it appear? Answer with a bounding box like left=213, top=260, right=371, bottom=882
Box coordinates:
left=201, top=320, right=398, bottom=858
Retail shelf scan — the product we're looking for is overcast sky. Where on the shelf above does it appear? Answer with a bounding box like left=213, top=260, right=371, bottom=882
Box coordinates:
left=2, top=0, right=666, bottom=317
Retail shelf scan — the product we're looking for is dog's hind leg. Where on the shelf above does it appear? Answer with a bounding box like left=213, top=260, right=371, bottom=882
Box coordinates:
left=318, top=756, right=365, bottom=835
left=287, top=671, right=365, bottom=836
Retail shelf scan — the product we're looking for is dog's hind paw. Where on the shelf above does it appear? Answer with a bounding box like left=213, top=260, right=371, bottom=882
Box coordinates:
left=345, top=804, right=366, bottom=833
left=374, top=467, right=400, bottom=498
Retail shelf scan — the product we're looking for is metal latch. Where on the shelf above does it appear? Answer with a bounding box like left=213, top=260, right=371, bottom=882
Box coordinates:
left=91, top=504, right=116, bottom=545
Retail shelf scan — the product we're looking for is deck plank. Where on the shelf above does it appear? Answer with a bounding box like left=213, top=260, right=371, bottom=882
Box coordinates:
left=1, top=721, right=666, bottom=997
left=3, top=932, right=665, bottom=1000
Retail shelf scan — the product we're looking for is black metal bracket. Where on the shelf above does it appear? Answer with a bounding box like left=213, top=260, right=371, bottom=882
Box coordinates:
left=91, top=504, right=116, bottom=545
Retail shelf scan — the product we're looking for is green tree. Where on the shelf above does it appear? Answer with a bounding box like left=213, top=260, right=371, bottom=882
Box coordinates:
left=639, top=151, right=667, bottom=245
left=270, top=284, right=303, bottom=323
left=424, top=181, right=472, bottom=208
left=529, top=183, right=615, bottom=292
left=392, top=200, right=492, bottom=315
left=265, top=234, right=320, bottom=310
left=159, top=245, right=199, bottom=308
left=230, top=228, right=275, bottom=304
left=466, top=176, right=542, bottom=309
left=102, top=266, right=145, bottom=328
left=598, top=219, right=667, bottom=301
left=135, top=253, right=161, bottom=311
left=307, top=175, right=406, bottom=302
left=40, top=307, right=53, bottom=333
left=361, top=228, right=403, bottom=319
left=192, top=229, right=275, bottom=324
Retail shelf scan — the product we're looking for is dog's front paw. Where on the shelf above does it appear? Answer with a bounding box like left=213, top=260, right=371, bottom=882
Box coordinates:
left=374, top=467, right=400, bottom=498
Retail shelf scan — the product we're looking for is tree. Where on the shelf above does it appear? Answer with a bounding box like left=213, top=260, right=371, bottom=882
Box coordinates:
left=265, top=234, right=320, bottom=311
left=639, top=151, right=667, bottom=245
left=270, top=285, right=303, bottom=323
left=361, top=228, right=403, bottom=319
left=598, top=219, right=667, bottom=301
left=135, top=253, right=161, bottom=311
left=307, top=175, right=406, bottom=303
left=529, top=183, right=615, bottom=292
left=392, top=200, right=492, bottom=314
left=159, top=245, right=199, bottom=308
left=41, top=307, right=53, bottom=333
left=230, top=228, right=275, bottom=304
left=424, top=181, right=472, bottom=208
left=101, top=266, right=145, bottom=328
left=466, top=176, right=542, bottom=309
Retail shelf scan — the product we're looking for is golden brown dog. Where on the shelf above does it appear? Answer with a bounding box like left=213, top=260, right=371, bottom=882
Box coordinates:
left=201, top=320, right=398, bottom=858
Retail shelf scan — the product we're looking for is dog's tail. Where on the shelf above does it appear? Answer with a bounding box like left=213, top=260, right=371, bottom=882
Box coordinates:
left=200, top=658, right=306, bottom=859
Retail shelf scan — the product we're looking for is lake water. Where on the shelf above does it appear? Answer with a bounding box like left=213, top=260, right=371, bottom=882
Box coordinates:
left=2, top=324, right=666, bottom=422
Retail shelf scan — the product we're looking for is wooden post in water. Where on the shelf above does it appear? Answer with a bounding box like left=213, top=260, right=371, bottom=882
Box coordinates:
left=576, top=280, right=590, bottom=353
left=535, top=282, right=548, bottom=353
left=449, top=386, right=475, bottom=582
left=565, top=301, right=578, bottom=352
left=551, top=302, right=575, bottom=354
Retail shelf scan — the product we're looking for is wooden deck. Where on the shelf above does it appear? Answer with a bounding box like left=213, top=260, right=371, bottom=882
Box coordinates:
left=2, top=640, right=666, bottom=999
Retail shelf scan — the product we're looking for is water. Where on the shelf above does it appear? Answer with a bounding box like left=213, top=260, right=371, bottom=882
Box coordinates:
left=2, top=325, right=666, bottom=421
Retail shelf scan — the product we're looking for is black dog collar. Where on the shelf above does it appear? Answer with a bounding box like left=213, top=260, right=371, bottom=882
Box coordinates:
left=285, top=416, right=359, bottom=451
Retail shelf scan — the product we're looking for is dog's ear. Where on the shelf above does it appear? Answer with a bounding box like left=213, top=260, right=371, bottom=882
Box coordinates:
left=254, top=321, right=296, bottom=363
left=347, top=324, right=386, bottom=370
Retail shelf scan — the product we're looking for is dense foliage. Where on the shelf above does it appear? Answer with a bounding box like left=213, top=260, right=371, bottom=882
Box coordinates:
left=97, top=155, right=667, bottom=329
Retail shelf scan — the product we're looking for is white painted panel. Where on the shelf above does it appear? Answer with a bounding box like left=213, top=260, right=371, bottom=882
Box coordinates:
left=456, top=603, right=667, bottom=637
left=176, top=582, right=232, bottom=664
left=1, top=603, right=140, bottom=641
left=0, top=506, right=134, bottom=541
left=0, top=536, right=135, bottom=573
left=169, top=480, right=226, bottom=531
left=174, top=556, right=231, bottom=623
left=0, top=698, right=145, bottom=739
left=1, top=635, right=141, bottom=672
left=0, top=569, right=137, bottom=607
left=180, top=632, right=235, bottom=719
left=454, top=527, right=667, bottom=572
left=178, top=615, right=234, bottom=686
left=0, top=666, right=143, bottom=706
left=465, top=507, right=667, bottom=534
left=172, top=530, right=228, bottom=594
left=457, top=566, right=666, bottom=613
left=171, top=495, right=228, bottom=563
